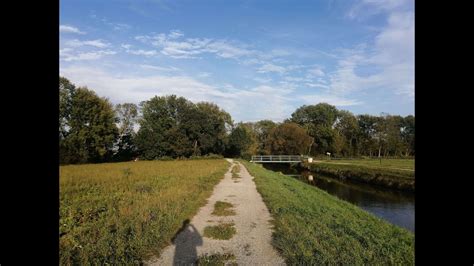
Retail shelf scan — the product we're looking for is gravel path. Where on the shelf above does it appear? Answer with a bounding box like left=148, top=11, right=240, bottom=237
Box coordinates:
left=146, top=159, right=285, bottom=266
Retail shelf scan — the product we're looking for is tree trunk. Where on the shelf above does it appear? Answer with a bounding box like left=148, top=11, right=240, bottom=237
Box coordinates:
left=378, top=145, right=381, bottom=158
left=193, top=140, right=198, bottom=156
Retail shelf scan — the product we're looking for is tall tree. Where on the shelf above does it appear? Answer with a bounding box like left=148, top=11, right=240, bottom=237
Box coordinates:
left=113, top=103, right=138, bottom=161
left=264, top=122, right=313, bottom=155
left=135, top=95, right=233, bottom=159
left=59, top=79, right=118, bottom=164
left=226, top=123, right=258, bottom=159
left=357, top=114, right=379, bottom=157
left=290, top=103, right=340, bottom=155
left=335, top=110, right=359, bottom=156
left=194, top=102, right=233, bottom=155
left=135, top=95, right=195, bottom=159
left=401, top=115, right=415, bottom=156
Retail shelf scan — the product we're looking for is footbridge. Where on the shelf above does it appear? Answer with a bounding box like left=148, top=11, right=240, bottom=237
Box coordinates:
left=250, top=155, right=311, bottom=163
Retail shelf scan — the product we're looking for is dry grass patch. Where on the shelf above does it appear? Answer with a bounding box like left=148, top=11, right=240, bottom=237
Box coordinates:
left=212, top=201, right=235, bottom=216
left=203, top=223, right=236, bottom=240
left=196, top=253, right=237, bottom=266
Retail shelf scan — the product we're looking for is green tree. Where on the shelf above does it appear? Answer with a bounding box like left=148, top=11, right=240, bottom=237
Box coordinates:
left=135, top=95, right=195, bottom=159
left=357, top=114, right=379, bottom=157
left=335, top=110, right=359, bottom=157
left=290, top=103, right=340, bottom=155
left=226, top=123, right=258, bottom=159
left=264, top=122, right=313, bottom=155
left=59, top=78, right=118, bottom=164
left=401, top=115, right=415, bottom=156
left=113, top=103, right=138, bottom=161
left=253, top=120, right=277, bottom=154
left=135, top=95, right=233, bottom=159
left=194, top=102, right=233, bottom=155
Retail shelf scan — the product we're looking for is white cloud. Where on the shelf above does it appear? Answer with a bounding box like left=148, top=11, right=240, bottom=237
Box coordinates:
left=121, top=44, right=132, bottom=49
left=59, top=65, right=299, bottom=122
left=128, top=49, right=158, bottom=56
left=298, top=94, right=362, bottom=107
left=61, top=50, right=116, bottom=62
left=307, top=67, right=325, bottom=77
left=60, top=25, right=85, bottom=34
left=328, top=10, right=414, bottom=99
left=257, top=63, right=286, bottom=74
left=139, top=64, right=180, bottom=72
left=65, top=39, right=109, bottom=48
left=135, top=30, right=254, bottom=59
left=305, top=83, right=330, bottom=89
left=347, top=0, right=411, bottom=19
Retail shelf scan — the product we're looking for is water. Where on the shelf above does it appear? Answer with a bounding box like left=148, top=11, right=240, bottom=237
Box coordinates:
left=262, top=163, right=415, bottom=232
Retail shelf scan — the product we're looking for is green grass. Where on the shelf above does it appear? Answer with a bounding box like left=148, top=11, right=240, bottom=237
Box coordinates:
left=196, top=253, right=237, bottom=266
left=203, top=223, right=237, bottom=240
left=319, top=158, right=414, bottom=170
left=306, top=161, right=414, bottom=191
left=240, top=160, right=414, bottom=265
left=211, top=201, right=236, bottom=216
left=60, top=159, right=229, bottom=265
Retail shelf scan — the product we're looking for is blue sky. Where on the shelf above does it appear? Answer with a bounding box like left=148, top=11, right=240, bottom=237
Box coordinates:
left=60, top=0, right=414, bottom=122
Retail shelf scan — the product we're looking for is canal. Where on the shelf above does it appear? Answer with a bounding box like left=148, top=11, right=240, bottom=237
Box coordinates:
left=261, top=163, right=415, bottom=232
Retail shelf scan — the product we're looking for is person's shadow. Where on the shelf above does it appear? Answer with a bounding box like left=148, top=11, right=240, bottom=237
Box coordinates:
left=172, top=219, right=203, bottom=265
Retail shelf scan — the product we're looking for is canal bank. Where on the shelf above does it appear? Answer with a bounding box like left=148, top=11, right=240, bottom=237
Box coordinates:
left=302, top=161, right=415, bottom=192
left=261, top=163, right=414, bottom=232
left=239, top=160, right=414, bottom=265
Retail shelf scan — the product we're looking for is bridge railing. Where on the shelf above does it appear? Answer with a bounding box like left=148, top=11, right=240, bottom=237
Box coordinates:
left=251, top=155, right=303, bottom=162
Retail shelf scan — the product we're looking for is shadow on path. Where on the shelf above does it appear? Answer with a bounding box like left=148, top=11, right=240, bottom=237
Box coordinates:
left=172, top=219, right=203, bottom=265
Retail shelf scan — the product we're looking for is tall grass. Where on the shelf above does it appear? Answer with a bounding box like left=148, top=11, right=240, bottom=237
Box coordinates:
left=60, top=159, right=229, bottom=265
left=240, top=160, right=414, bottom=265
left=319, top=158, right=414, bottom=170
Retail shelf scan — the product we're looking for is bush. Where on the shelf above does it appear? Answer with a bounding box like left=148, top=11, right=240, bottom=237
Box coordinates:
left=157, top=156, right=174, bottom=161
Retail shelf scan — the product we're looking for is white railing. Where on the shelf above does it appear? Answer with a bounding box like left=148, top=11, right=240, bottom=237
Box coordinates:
left=250, top=155, right=303, bottom=163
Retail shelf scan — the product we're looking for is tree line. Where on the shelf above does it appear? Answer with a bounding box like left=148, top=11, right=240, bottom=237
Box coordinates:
left=59, top=77, right=414, bottom=164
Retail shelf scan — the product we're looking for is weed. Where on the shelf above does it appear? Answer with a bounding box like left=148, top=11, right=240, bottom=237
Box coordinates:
left=203, top=223, right=236, bottom=240
left=212, top=201, right=236, bottom=216
left=196, top=253, right=237, bottom=266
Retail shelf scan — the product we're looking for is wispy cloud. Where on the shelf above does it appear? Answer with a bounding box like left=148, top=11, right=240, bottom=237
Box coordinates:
left=60, top=25, right=85, bottom=34
left=60, top=65, right=302, bottom=121
left=307, top=66, right=325, bottom=77
left=128, top=49, right=158, bottom=56
left=257, top=63, right=286, bottom=74
left=298, top=94, right=362, bottom=107
left=328, top=9, right=414, bottom=99
left=135, top=30, right=254, bottom=59
left=347, top=0, right=412, bottom=20
left=139, top=64, right=180, bottom=72
left=65, top=39, right=110, bottom=48
left=60, top=50, right=117, bottom=62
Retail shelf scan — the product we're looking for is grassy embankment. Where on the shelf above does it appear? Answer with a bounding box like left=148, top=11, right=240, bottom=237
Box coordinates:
left=60, top=159, right=229, bottom=265
left=305, top=159, right=414, bottom=191
left=240, top=160, right=414, bottom=265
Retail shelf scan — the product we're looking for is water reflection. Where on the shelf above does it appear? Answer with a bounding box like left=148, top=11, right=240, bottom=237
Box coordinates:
left=262, top=163, right=415, bottom=232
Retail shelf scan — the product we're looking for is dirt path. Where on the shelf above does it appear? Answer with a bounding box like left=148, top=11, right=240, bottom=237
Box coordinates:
left=146, top=159, right=285, bottom=266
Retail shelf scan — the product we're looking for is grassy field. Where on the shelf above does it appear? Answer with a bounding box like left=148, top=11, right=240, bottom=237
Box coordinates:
left=319, top=158, right=414, bottom=170
left=60, top=159, right=229, bottom=265
left=306, top=160, right=415, bottom=191
left=240, top=160, right=414, bottom=265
